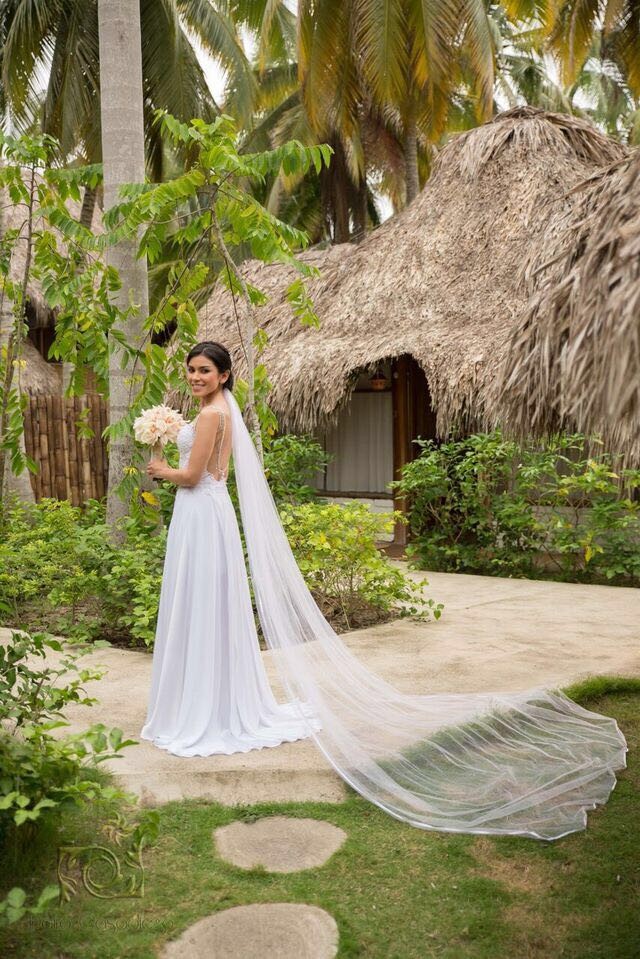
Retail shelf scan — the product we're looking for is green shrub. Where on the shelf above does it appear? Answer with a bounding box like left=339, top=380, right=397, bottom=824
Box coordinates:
left=0, top=437, right=441, bottom=648
left=0, top=629, right=158, bottom=926
left=97, top=518, right=167, bottom=647
left=0, top=496, right=166, bottom=647
left=279, top=500, right=443, bottom=630
left=263, top=433, right=330, bottom=503
left=0, top=496, right=85, bottom=621
left=394, top=431, right=640, bottom=584
left=0, top=630, right=137, bottom=838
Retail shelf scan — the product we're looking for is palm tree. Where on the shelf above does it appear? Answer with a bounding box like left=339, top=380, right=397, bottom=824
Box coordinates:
left=545, top=0, right=640, bottom=99
left=97, top=0, right=149, bottom=537
left=223, top=0, right=496, bottom=241
left=571, top=32, right=640, bottom=144
left=497, top=0, right=640, bottom=142
left=491, top=10, right=575, bottom=112
left=298, top=0, right=495, bottom=205
left=0, top=0, right=254, bottom=177
left=236, top=74, right=387, bottom=243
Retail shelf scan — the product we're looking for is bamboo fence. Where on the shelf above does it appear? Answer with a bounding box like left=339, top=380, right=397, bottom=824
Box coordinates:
left=23, top=394, right=108, bottom=505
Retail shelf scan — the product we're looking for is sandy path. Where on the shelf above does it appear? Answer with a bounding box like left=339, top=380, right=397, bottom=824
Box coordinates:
left=3, top=568, right=638, bottom=806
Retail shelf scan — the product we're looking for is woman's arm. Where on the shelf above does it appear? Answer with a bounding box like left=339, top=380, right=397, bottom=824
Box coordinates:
left=146, top=408, right=222, bottom=487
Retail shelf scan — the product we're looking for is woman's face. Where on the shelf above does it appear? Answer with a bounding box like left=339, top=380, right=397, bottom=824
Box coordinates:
left=186, top=355, right=229, bottom=398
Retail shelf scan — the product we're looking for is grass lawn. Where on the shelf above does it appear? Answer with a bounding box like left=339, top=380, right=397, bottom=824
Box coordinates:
left=1, top=679, right=638, bottom=959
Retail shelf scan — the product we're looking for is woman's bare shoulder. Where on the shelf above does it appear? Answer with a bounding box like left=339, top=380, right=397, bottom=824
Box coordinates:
left=198, top=402, right=229, bottom=420
left=197, top=402, right=231, bottom=432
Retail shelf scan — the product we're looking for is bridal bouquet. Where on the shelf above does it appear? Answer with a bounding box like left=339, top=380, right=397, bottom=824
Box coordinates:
left=133, top=405, right=186, bottom=459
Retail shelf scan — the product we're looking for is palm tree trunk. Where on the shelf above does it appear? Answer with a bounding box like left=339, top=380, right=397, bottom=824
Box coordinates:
left=80, top=185, right=98, bottom=230
left=98, top=0, right=149, bottom=540
left=403, top=117, right=419, bottom=205
left=352, top=173, right=368, bottom=243
left=327, top=137, right=350, bottom=243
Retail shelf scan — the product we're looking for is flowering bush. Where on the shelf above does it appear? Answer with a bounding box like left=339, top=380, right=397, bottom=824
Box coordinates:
left=279, top=500, right=443, bottom=631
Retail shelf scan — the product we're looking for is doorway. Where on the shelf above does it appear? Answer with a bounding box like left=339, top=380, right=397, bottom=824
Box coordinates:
left=391, top=355, right=437, bottom=547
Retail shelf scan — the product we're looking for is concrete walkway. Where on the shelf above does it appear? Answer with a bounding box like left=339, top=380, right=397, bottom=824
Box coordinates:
left=3, top=569, right=638, bottom=807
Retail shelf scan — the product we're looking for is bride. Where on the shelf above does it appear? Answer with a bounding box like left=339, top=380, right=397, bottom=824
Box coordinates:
left=141, top=340, right=627, bottom=841
left=140, top=341, right=322, bottom=756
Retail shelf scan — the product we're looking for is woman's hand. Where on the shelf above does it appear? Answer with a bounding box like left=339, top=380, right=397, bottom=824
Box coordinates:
left=147, top=457, right=169, bottom=480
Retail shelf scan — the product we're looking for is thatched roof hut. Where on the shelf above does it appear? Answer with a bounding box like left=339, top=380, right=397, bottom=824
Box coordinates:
left=192, top=106, right=625, bottom=436
left=496, top=149, right=640, bottom=463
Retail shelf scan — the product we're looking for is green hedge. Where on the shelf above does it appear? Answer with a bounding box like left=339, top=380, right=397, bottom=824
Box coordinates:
left=394, top=430, right=640, bottom=584
left=0, top=492, right=440, bottom=648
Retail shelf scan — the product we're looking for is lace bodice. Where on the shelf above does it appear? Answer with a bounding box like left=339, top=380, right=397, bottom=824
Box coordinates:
left=177, top=408, right=231, bottom=491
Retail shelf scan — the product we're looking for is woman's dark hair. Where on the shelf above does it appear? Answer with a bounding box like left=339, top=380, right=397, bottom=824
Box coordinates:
left=186, top=341, right=234, bottom=391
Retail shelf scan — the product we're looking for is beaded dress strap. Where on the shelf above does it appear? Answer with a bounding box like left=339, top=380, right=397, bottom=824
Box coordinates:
left=214, top=408, right=227, bottom=480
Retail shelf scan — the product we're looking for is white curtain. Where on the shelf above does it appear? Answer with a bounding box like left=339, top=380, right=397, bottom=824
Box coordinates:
left=320, top=392, right=393, bottom=494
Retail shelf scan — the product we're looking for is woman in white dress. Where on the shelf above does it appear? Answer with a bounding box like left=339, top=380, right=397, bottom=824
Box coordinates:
left=140, top=341, right=321, bottom=757
left=140, top=340, right=627, bottom=841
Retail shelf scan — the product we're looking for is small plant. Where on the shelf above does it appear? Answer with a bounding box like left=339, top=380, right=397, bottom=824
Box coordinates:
left=0, top=630, right=137, bottom=836
left=97, top=519, right=167, bottom=648
left=279, top=500, right=443, bottom=630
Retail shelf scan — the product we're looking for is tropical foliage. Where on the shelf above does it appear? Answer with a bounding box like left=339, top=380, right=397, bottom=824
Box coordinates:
left=0, top=117, right=330, bottom=520
left=0, top=131, right=115, bottom=505
left=280, top=500, right=443, bottom=630
left=0, top=627, right=159, bottom=926
left=395, top=430, right=640, bottom=583
left=0, top=434, right=431, bottom=645
left=226, top=0, right=640, bottom=243
left=0, top=0, right=252, bottom=172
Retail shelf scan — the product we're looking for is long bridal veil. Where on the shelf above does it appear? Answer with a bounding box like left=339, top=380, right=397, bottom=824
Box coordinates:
left=225, top=387, right=627, bottom=840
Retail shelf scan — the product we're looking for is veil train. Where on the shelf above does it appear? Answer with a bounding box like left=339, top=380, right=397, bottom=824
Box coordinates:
left=225, top=387, right=627, bottom=840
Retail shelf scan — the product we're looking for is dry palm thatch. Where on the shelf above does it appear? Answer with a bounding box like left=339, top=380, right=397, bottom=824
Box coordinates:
left=14, top=338, right=63, bottom=393
left=496, top=149, right=640, bottom=464
left=188, top=107, right=626, bottom=436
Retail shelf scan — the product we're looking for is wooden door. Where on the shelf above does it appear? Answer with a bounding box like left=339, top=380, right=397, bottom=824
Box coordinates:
left=391, top=355, right=436, bottom=546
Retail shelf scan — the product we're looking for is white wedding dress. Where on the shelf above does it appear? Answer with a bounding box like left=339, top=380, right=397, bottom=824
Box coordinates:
left=140, top=408, right=322, bottom=757
left=141, top=388, right=627, bottom=841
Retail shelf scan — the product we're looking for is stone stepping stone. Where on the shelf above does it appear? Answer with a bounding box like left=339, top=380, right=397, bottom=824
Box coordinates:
left=213, top=816, right=347, bottom=873
left=160, top=902, right=339, bottom=958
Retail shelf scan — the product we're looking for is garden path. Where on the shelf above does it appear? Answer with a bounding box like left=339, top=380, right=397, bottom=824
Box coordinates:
left=3, top=567, right=638, bottom=807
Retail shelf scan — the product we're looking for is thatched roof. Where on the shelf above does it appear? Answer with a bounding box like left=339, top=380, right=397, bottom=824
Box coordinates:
left=16, top=338, right=63, bottom=393
left=496, top=148, right=640, bottom=464
left=190, top=106, right=626, bottom=436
